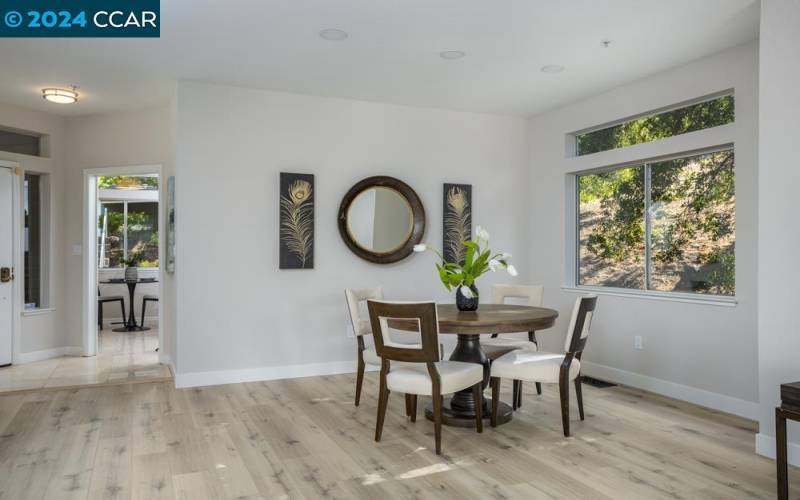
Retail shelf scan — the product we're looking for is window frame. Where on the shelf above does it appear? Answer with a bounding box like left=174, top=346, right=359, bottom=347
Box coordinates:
left=98, top=199, right=159, bottom=269
left=572, top=145, right=737, bottom=305
left=570, top=90, right=734, bottom=157
left=22, top=171, right=51, bottom=311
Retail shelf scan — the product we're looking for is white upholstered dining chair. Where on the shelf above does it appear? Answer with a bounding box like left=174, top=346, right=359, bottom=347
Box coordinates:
left=345, top=287, right=424, bottom=407
left=367, top=300, right=483, bottom=455
left=490, top=295, right=598, bottom=437
left=345, top=287, right=385, bottom=406
left=482, top=284, right=544, bottom=407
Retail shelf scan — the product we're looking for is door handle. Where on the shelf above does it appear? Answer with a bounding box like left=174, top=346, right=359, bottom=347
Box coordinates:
left=0, top=267, right=12, bottom=283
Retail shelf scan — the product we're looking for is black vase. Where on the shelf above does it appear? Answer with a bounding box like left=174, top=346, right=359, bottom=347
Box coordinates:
left=456, top=284, right=479, bottom=311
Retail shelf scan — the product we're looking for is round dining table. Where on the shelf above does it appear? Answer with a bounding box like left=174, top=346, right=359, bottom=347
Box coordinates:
left=391, top=304, right=559, bottom=427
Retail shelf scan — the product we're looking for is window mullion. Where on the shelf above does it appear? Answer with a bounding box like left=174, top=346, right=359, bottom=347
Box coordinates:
left=123, top=201, right=128, bottom=262
left=644, top=164, right=652, bottom=291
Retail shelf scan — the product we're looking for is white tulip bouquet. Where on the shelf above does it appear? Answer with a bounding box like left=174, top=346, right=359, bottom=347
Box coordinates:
left=414, top=225, right=517, bottom=302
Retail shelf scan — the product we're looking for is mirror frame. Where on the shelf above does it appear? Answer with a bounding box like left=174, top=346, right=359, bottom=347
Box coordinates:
left=338, top=176, right=426, bottom=264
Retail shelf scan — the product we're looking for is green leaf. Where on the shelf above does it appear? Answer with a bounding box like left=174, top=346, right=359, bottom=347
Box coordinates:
left=463, top=246, right=475, bottom=273
left=463, top=241, right=480, bottom=251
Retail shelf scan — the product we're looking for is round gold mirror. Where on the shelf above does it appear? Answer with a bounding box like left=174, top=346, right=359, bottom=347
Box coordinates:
left=338, top=176, right=425, bottom=263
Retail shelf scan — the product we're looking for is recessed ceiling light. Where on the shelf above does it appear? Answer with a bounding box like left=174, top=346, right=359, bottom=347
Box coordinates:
left=319, top=28, right=348, bottom=41
left=540, top=65, right=565, bottom=74
left=42, top=86, right=78, bottom=104
left=440, top=50, right=466, bottom=60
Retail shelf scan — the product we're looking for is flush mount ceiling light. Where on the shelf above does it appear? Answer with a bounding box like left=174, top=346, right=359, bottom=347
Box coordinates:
left=540, top=64, right=565, bottom=74
left=439, top=50, right=466, bottom=60
left=42, top=86, right=78, bottom=104
left=319, top=28, right=348, bottom=41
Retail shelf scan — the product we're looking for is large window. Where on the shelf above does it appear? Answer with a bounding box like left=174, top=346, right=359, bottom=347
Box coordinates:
left=97, top=175, right=159, bottom=269
left=98, top=201, right=159, bottom=268
left=24, top=172, right=49, bottom=309
left=577, top=149, right=735, bottom=296
left=575, top=94, right=734, bottom=156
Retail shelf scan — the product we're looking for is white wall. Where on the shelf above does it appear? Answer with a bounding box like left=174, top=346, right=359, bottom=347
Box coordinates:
left=0, top=102, right=67, bottom=358
left=173, top=81, right=530, bottom=384
left=756, top=0, right=800, bottom=463
left=63, top=107, right=172, bottom=358
left=526, top=42, right=759, bottom=418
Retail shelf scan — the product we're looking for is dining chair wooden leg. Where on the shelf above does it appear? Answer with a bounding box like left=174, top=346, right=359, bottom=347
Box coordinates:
left=375, top=374, right=390, bottom=442
left=354, top=355, right=365, bottom=407
left=559, top=379, right=570, bottom=437
left=119, top=300, right=126, bottom=327
left=490, top=377, right=500, bottom=428
left=432, top=393, right=443, bottom=455
left=405, top=394, right=411, bottom=417
left=535, top=382, right=542, bottom=395
left=517, top=381, right=523, bottom=409
left=98, top=303, right=103, bottom=331
left=575, top=376, right=585, bottom=421
left=472, top=383, right=483, bottom=433
left=409, top=395, right=417, bottom=422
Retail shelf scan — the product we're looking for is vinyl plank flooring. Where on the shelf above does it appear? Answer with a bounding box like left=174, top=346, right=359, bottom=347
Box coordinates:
left=0, top=373, right=796, bottom=500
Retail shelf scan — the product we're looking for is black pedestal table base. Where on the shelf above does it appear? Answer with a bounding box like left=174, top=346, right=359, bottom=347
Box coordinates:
left=109, top=280, right=151, bottom=333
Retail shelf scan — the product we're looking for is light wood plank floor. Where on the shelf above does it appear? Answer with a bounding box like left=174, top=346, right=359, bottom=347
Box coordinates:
left=0, top=373, right=793, bottom=499
left=0, top=328, right=171, bottom=393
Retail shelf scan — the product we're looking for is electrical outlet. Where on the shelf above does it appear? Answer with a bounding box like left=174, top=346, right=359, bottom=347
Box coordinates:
left=634, top=335, right=643, bottom=350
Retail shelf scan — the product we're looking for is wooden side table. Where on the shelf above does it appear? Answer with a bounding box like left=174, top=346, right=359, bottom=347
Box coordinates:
left=777, top=381, right=800, bottom=500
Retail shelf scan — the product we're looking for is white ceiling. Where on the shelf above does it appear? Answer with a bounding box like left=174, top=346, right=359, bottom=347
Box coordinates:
left=0, top=0, right=759, bottom=118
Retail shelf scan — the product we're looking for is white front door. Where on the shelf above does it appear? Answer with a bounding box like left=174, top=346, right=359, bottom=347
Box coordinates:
left=0, top=167, right=13, bottom=366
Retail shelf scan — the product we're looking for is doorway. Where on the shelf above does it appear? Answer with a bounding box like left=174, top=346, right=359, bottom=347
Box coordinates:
left=83, top=165, right=166, bottom=378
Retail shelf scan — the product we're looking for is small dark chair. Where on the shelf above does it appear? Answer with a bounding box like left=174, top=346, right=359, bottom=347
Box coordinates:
left=98, top=288, right=126, bottom=330
left=490, top=295, right=598, bottom=436
left=141, top=295, right=159, bottom=327
left=367, top=300, right=483, bottom=455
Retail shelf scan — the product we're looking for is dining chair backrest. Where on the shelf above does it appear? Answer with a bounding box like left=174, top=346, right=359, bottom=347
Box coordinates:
left=345, top=287, right=384, bottom=337
left=491, top=284, right=544, bottom=307
left=564, top=295, right=598, bottom=354
left=367, top=300, right=440, bottom=364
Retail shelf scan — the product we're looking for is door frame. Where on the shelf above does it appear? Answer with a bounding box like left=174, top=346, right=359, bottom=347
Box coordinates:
left=0, top=160, right=23, bottom=365
left=82, top=164, right=164, bottom=359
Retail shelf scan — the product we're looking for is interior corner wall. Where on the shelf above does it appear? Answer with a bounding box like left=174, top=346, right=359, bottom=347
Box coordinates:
left=0, top=102, right=67, bottom=356
left=63, top=107, right=172, bottom=355
left=173, top=81, right=530, bottom=385
left=756, top=0, right=800, bottom=463
left=526, top=42, right=759, bottom=418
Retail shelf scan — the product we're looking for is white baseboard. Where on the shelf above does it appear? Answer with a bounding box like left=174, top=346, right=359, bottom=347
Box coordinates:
left=581, top=361, right=759, bottom=421
left=174, top=360, right=377, bottom=389
left=756, top=433, right=800, bottom=467
left=15, top=346, right=84, bottom=364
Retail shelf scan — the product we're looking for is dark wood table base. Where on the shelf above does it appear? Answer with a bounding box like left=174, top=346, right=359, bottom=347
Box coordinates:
left=424, top=333, right=515, bottom=427
left=425, top=398, right=512, bottom=428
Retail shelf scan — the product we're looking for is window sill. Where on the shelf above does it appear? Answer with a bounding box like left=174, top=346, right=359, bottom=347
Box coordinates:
left=22, top=307, right=56, bottom=316
left=561, top=286, right=737, bottom=307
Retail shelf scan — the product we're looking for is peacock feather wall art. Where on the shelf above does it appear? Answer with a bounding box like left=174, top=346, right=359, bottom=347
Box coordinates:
left=442, top=184, right=472, bottom=264
left=279, top=173, right=315, bottom=269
